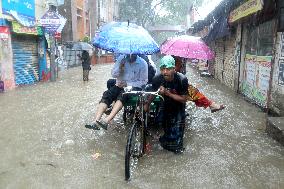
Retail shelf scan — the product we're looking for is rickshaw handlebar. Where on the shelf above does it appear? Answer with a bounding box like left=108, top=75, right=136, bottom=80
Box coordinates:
left=123, top=90, right=164, bottom=101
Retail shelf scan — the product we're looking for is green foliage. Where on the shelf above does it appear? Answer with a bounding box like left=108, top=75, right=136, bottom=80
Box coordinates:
left=118, top=0, right=154, bottom=27
left=82, top=36, right=90, bottom=43
left=118, top=0, right=204, bottom=44
left=118, top=0, right=204, bottom=27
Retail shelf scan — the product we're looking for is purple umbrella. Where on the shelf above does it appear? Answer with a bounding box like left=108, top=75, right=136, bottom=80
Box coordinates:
left=161, top=35, right=215, bottom=60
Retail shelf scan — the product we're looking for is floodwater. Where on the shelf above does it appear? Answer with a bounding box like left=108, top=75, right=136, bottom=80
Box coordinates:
left=0, top=64, right=283, bottom=189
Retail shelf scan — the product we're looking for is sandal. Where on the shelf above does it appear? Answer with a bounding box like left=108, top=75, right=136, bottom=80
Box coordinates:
left=85, top=123, right=101, bottom=130
left=96, top=120, right=108, bottom=130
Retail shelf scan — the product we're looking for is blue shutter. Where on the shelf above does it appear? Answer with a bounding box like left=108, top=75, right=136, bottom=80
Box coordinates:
left=12, top=35, right=39, bottom=85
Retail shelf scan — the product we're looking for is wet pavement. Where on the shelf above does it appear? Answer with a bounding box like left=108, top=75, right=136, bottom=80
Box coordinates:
left=0, top=64, right=283, bottom=189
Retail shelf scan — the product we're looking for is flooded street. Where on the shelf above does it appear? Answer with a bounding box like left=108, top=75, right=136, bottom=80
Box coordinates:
left=0, top=64, right=283, bottom=189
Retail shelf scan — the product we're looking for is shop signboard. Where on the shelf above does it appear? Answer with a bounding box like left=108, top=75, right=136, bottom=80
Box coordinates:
left=2, top=0, right=35, bottom=17
left=11, top=21, right=43, bottom=35
left=241, top=54, right=272, bottom=107
left=2, top=0, right=35, bottom=27
left=228, top=0, right=263, bottom=23
left=40, top=10, right=61, bottom=34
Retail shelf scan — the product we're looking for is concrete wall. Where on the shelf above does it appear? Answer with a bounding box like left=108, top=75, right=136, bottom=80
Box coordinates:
left=270, top=32, right=284, bottom=116
left=209, top=34, right=238, bottom=91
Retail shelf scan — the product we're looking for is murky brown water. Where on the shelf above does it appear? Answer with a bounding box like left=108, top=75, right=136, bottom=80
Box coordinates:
left=0, top=64, right=283, bottom=189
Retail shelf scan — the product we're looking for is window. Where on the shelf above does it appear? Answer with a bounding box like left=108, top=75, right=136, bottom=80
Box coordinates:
left=245, top=20, right=274, bottom=56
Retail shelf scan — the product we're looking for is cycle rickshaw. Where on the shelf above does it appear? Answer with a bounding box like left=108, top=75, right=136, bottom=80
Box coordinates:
left=122, top=87, right=163, bottom=181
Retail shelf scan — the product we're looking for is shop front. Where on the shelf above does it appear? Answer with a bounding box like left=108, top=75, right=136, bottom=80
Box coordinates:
left=10, top=21, right=46, bottom=85
left=240, top=20, right=274, bottom=108
left=226, top=0, right=277, bottom=108
left=203, top=14, right=238, bottom=90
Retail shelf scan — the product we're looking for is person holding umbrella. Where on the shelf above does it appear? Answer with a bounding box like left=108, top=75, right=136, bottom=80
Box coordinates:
left=85, top=21, right=158, bottom=130
left=85, top=54, right=148, bottom=130
left=78, top=50, right=91, bottom=81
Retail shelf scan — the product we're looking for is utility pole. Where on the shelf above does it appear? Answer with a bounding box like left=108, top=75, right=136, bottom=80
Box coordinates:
left=49, top=4, right=57, bottom=82
left=41, top=1, right=65, bottom=81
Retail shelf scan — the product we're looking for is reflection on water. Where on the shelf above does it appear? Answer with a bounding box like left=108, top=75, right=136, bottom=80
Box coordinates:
left=0, top=65, right=283, bottom=189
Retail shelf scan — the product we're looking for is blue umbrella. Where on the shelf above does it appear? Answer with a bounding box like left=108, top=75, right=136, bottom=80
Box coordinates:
left=92, top=22, right=159, bottom=54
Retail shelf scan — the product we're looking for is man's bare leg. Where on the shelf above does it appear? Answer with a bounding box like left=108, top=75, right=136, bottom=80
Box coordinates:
left=95, top=103, right=108, bottom=121
left=96, top=100, right=123, bottom=130
left=85, top=102, right=108, bottom=130
left=104, top=100, right=123, bottom=123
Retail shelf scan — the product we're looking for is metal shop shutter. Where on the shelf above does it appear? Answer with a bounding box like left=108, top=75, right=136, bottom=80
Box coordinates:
left=12, top=35, right=39, bottom=85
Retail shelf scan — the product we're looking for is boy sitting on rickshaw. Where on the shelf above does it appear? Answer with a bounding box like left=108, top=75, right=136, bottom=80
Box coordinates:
left=85, top=54, right=148, bottom=130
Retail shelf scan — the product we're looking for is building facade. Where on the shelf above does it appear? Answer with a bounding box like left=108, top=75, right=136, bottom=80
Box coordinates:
left=0, top=0, right=49, bottom=91
left=57, top=0, right=120, bottom=43
left=57, top=0, right=90, bottom=42
left=97, top=0, right=119, bottom=29
left=192, top=0, right=284, bottom=115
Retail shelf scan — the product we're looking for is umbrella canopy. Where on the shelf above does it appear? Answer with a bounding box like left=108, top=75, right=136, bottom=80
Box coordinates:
left=92, top=21, right=159, bottom=54
left=161, top=35, right=215, bottom=60
left=72, top=42, right=93, bottom=50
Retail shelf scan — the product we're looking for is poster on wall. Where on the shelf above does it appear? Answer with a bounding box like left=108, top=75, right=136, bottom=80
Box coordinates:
left=241, top=54, right=256, bottom=99
left=256, top=56, right=272, bottom=104
left=246, top=56, right=256, bottom=86
left=278, top=59, right=284, bottom=86
left=241, top=54, right=272, bottom=107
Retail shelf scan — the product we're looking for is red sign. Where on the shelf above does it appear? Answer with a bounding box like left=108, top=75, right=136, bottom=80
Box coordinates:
left=54, top=32, right=61, bottom=39
left=0, top=26, right=10, bottom=39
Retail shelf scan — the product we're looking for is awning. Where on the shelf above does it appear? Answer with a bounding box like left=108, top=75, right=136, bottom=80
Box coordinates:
left=204, top=16, right=231, bottom=42
left=3, top=11, right=35, bottom=27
